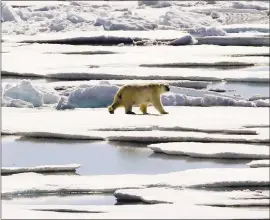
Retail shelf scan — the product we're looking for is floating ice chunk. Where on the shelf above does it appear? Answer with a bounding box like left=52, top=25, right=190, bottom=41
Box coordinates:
left=2, top=164, right=81, bottom=175
left=115, top=188, right=270, bottom=206
left=3, top=81, right=43, bottom=107
left=148, top=142, right=270, bottom=159
left=66, top=83, right=119, bottom=108
left=247, top=160, right=270, bottom=168
left=1, top=2, right=22, bottom=22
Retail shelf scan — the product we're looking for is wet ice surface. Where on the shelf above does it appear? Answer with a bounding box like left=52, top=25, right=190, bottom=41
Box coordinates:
left=2, top=136, right=249, bottom=176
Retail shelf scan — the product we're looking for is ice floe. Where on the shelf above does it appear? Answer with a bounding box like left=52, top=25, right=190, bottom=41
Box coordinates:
left=247, top=159, right=270, bottom=168
left=2, top=164, right=81, bottom=175
left=3, top=30, right=196, bottom=45
left=196, top=35, right=270, bottom=46
left=2, top=167, right=269, bottom=197
left=115, top=187, right=270, bottom=206
left=2, top=107, right=269, bottom=143
left=148, top=142, right=270, bottom=159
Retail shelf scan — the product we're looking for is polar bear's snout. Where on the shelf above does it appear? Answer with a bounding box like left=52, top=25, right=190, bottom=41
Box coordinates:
left=165, top=85, right=170, bottom=91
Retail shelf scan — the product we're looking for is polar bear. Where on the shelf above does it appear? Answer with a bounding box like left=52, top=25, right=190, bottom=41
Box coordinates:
left=108, top=83, right=170, bottom=114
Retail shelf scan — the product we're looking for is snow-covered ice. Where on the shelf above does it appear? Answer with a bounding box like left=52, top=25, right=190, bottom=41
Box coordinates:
left=2, top=167, right=269, bottom=197
left=2, top=43, right=269, bottom=83
left=247, top=159, right=270, bottom=168
left=2, top=1, right=268, bottom=36
left=3, top=203, right=269, bottom=219
left=2, top=80, right=60, bottom=107
left=148, top=142, right=270, bottom=159
left=2, top=164, right=81, bottom=175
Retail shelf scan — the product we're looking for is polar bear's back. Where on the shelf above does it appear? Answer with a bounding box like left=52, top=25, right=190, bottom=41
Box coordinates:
left=116, top=83, right=162, bottom=105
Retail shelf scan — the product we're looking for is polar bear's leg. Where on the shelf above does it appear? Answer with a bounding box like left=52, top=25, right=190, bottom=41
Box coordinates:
left=140, top=104, right=148, bottom=114
left=152, top=96, right=168, bottom=114
left=125, top=104, right=135, bottom=114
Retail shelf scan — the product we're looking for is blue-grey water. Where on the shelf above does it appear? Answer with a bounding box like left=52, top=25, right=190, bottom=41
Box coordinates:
left=2, top=135, right=251, bottom=206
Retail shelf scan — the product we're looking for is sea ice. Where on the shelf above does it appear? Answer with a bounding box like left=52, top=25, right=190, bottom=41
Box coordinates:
left=196, top=35, right=270, bottom=46
left=2, top=107, right=269, bottom=143
left=247, top=160, right=270, bottom=168
left=148, top=142, right=270, bottom=159
left=2, top=203, right=269, bottom=219
left=2, top=164, right=81, bottom=175
left=2, top=167, right=269, bottom=197
left=115, top=187, right=270, bottom=206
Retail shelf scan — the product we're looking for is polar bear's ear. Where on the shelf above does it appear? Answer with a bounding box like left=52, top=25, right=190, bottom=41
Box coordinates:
left=164, top=84, right=170, bottom=92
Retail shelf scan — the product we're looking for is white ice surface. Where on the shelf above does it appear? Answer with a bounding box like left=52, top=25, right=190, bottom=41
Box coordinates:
left=2, top=43, right=269, bottom=83
left=115, top=187, right=270, bottom=206
left=3, top=30, right=195, bottom=44
left=148, top=142, right=269, bottom=159
left=3, top=203, right=269, bottom=219
left=2, top=168, right=269, bottom=197
left=247, top=159, right=270, bottom=168
left=2, top=164, right=81, bottom=175
left=2, top=107, right=269, bottom=143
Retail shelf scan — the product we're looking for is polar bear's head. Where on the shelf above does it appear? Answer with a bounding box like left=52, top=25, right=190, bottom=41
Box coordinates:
left=160, top=83, right=170, bottom=94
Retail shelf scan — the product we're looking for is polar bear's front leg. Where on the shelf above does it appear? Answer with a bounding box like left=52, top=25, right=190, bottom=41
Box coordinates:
left=125, top=104, right=135, bottom=114
left=152, top=96, right=168, bottom=114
